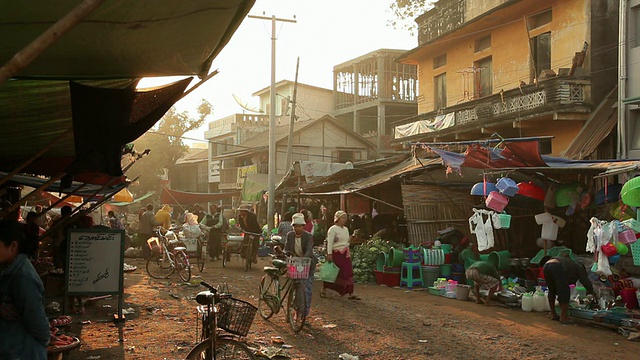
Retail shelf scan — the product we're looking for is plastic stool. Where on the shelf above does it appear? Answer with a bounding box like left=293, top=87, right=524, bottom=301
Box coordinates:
left=400, top=262, right=424, bottom=289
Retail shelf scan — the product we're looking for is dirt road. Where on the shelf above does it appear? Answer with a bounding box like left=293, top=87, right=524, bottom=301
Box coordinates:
left=60, top=257, right=638, bottom=360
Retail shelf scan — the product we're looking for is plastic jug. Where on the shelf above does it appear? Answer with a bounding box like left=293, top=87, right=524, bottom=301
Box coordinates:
left=532, top=289, right=546, bottom=312
left=521, top=292, right=533, bottom=312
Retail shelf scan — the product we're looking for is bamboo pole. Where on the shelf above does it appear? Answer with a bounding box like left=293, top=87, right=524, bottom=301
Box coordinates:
left=0, top=0, right=107, bottom=85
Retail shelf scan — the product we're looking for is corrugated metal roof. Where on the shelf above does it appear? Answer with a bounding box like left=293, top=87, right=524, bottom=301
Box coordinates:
left=561, top=87, right=617, bottom=160
left=301, top=157, right=441, bottom=195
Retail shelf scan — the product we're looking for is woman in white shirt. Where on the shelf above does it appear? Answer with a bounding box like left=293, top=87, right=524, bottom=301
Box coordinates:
left=321, top=210, right=360, bottom=300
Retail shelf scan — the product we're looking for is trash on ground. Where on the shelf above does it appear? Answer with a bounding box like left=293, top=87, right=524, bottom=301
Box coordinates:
left=323, top=324, right=337, bottom=328
left=338, top=353, right=359, bottom=360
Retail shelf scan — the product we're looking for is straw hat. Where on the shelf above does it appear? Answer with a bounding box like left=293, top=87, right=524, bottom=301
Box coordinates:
left=292, top=213, right=306, bottom=225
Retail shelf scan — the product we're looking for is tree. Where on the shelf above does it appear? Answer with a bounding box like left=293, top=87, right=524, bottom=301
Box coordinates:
left=125, top=99, right=212, bottom=197
left=389, top=0, right=434, bottom=35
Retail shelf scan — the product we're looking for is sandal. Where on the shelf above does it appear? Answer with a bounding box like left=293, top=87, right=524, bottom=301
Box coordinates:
left=319, top=289, right=327, bottom=298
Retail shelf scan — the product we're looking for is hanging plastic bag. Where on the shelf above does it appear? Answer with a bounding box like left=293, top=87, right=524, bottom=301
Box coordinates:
left=319, top=261, right=340, bottom=283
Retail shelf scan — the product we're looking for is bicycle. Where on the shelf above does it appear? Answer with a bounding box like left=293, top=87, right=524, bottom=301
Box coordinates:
left=195, top=235, right=206, bottom=272
left=185, top=281, right=257, bottom=360
left=241, top=231, right=261, bottom=272
left=257, top=252, right=309, bottom=333
left=146, top=227, right=192, bottom=282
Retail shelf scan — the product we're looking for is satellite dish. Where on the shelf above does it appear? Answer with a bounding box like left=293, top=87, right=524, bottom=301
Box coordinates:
left=232, top=94, right=264, bottom=113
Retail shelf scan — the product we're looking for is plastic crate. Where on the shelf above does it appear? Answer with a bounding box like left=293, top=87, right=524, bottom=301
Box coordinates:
left=427, top=286, right=445, bottom=296
left=631, top=240, right=640, bottom=266
left=592, top=311, right=631, bottom=326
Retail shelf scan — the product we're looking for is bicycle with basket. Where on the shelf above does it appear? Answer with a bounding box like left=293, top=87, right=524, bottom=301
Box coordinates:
left=145, top=226, right=191, bottom=282
left=257, top=252, right=310, bottom=333
left=186, top=281, right=258, bottom=360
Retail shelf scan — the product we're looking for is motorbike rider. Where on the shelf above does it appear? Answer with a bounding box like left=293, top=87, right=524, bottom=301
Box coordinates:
left=237, top=204, right=261, bottom=264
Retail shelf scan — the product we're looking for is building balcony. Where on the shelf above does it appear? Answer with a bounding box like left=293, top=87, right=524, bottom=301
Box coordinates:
left=392, top=76, right=591, bottom=143
left=333, top=49, right=418, bottom=113
left=219, top=164, right=269, bottom=190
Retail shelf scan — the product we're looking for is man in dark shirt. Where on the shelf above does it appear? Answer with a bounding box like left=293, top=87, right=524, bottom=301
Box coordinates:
left=237, top=204, right=261, bottom=263
left=540, top=256, right=596, bottom=323
left=138, top=204, right=159, bottom=259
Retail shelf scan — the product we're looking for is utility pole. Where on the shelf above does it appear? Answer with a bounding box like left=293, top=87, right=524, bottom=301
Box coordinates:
left=281, top=57, right=299, bottom=218
left=285, top=57, right=299, bottom=170
left=247, top=14, right=296, bottom=232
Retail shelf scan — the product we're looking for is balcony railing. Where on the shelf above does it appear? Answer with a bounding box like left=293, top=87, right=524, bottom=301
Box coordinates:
left=219, top=164, right=269, bottom=190
left=393, top=76, right=591, bottom=140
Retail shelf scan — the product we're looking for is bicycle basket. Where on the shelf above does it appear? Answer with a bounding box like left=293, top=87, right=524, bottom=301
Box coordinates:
left=287, top=257, right=311, bottom=279
left=217, top=298, right=257, bottom=337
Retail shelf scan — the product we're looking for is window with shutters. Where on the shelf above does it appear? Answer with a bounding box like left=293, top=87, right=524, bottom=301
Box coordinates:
left=474, top=57, right=492, bottom=98
left=530, top=32, right=551, bottom=82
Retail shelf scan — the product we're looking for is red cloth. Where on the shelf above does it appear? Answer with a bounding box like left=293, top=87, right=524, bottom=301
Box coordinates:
left=323, top=249, right=354, bottom=296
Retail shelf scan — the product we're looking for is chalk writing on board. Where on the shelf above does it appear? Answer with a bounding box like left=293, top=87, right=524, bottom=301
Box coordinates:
left=93, top=267, right=110, bottom=284
left=67, top=230, right=123, bottom=294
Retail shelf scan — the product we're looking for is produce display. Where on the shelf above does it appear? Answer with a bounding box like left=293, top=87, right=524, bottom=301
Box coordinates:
left=350, top=238, right=404, bottom=284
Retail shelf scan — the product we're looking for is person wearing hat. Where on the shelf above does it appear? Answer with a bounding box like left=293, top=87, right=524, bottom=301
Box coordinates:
left=321, top=210, right=360, bottom=300
left=284, top=213, right=317, bottom=316
left=237, top=204, right=261, bottom=263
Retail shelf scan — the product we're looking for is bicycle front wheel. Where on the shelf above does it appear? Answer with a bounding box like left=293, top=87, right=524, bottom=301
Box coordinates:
left=146, top=252, right=174, bottom=279
left=196, top=240, right=205, bottom=272
left=175, top=251, right=192, bottom=282
left=258, top=275, right=278, bottom=319
left=287, top=281, right=307, bottom=333
left=185, top=338, right=257, bottom=360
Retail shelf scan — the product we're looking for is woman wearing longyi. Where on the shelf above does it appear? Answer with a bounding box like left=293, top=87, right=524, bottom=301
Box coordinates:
left=321, top=210, right=360, bottom=300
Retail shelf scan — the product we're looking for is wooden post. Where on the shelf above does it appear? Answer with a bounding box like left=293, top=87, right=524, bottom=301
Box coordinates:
left=0, top=0, right=107, bottom=85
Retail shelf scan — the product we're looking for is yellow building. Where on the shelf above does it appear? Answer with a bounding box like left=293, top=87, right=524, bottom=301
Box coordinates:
left=394, top=0, right=619, bottom=157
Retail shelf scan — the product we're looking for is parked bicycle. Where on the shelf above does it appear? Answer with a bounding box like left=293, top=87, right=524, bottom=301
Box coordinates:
left=257, top=251, right=309, bottom=333
left=185, top=281, right=257, bottom=360
left=145, top=226, right=192, bottom=282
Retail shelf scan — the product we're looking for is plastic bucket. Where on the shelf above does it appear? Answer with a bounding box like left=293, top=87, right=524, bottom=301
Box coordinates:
left=620, top=288, right=639, bottom=309
left=455, top=284, right=471, bottom=300
left=440, top=264, right=452, bottom=277
left=488, top=250, right=511, bottom=270
left=441, top=244, right=453, bottom=254
left=422, top=266, right=440, bottom=287
left=376, top=252, right=388, bottom=272
left=388, top=247, right=404, bottom=267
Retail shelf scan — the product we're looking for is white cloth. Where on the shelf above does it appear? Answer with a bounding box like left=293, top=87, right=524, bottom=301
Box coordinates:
left=586, top=217, right=612, bottom=275
left=294, top=236, right=303, bottom=257
left=468, top=208, right=495, bottom=251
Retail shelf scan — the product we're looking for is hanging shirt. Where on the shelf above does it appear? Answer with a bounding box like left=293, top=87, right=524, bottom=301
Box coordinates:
left=468, top=208, right=495, bottom=251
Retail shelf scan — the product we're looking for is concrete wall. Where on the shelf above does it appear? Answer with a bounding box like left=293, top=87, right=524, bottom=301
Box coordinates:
left=416, top=0, right=592, bottom=114
left=257, top=83, right=333, bottom=123
left=626, top=0, right=640, bottom=158
left=274, top=120, right=371, bottom=174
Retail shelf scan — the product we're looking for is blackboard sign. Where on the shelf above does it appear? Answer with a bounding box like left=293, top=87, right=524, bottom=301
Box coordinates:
left=66, top=229, right=125, bottom=295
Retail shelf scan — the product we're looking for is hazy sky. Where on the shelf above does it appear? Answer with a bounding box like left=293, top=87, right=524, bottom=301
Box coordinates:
left=141, top=0, right=418, bottom=145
